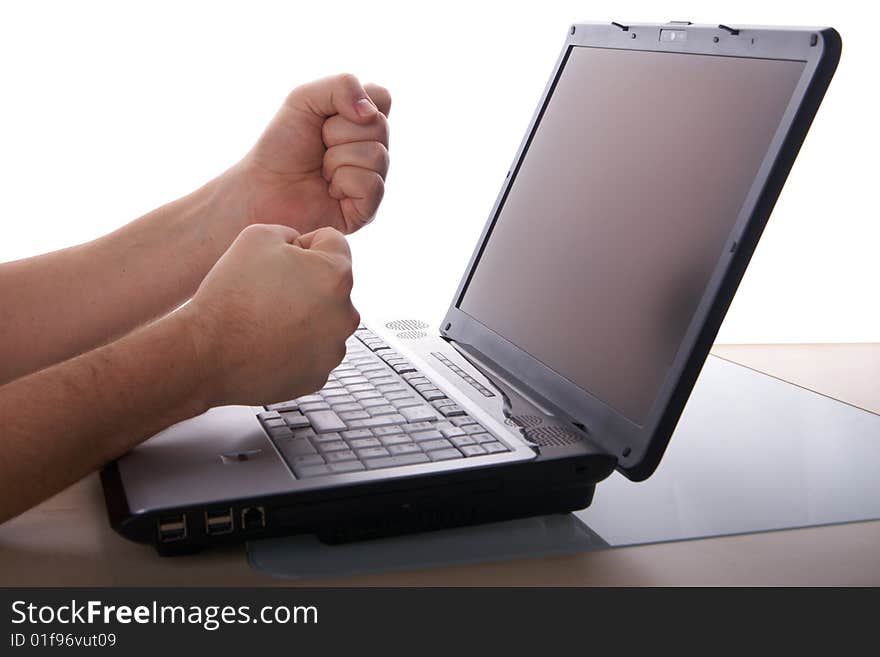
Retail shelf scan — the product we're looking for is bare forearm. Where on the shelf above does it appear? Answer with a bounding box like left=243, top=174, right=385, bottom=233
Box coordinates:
left=0, top=309, right=209, bottom=522
left=0, top=168, right=248, bottom=384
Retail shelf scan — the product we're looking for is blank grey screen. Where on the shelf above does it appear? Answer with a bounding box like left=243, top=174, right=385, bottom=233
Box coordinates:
left=459, top=46, right=805, bottom=424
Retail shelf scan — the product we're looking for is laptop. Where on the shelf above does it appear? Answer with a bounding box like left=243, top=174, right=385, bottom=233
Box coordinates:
left=101, top=21, right=841, bottom=554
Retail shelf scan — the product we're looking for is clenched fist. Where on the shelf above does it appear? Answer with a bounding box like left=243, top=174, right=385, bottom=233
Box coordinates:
left=181, top=224, right=360, bottom=407
left=234, top=74, right=391, bottom=235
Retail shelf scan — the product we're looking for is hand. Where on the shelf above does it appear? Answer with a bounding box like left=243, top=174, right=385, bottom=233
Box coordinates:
left=234, top=74, right=391, bottom=235
left=180, top=224, right=360, bottom=406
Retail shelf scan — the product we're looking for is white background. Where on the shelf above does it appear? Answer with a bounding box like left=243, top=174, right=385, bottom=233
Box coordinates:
left=0, top=1, right=876, bottom=343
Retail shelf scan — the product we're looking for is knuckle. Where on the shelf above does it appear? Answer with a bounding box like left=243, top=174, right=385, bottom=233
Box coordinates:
left=338, top=265, right=354, bottom=292
left=368, top=172, right=385, bottom=198
left=371, top=142, right=390, bottom=170
left=336, top=72, right=360, bottom=89
left=239, top=223, right=270, bottom=241
left=375, top=113, right=390, bottom=143
left=349, top=306, right=361, bottom=333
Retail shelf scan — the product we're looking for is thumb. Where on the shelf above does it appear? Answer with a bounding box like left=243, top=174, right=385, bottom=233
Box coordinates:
left=294, top=227, right=352, bottom=261
left=287, top=73, right=378, bottom=124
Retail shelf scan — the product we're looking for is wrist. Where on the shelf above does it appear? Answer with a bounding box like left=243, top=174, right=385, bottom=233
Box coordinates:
left=157, top=305, right=221, bottom=416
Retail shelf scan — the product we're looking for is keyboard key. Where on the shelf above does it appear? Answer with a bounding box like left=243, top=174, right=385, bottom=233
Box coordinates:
left=294, top=463, right=332, bottom=478
left=392, top=363, right=417, bottom=374
left=440, top=426, right=467, bottom=438
left=316, top=440, right=348, bottom=452
left=332, top=402, right=363, bottom=413
left=386, top=390, right=416, bottom=401
left=464, top=424, right=487, bottom=435
left=470, top=433, right=496, bottom=444
left=405, top=421, right=437, bottom=433
left=348, top=437, right=381, bottom=449
left=359, top=414, right=406, bottom=428
left=281, top=411, right=311, bottom=429
left=439, top=405, right=466, bottom=417
left=296, top=394, right=323, bottom=404
left=428, top=448, right=463, bottom=461
left=325, top=449, right=358, bottom=463
left=336, top=370, right=363, bottom=380
left=450, top=416, right=475, bottom=426
left=403, top=375, right=430, bottom=386
left=291, top=454, right=325, bottom=466
left=356, top=446, right=390, bottom=459
left=341, top=429, right=373, bottom=440
left=367, top=405, right=398, bottom=416
left=377, top=383, right=406, bottom=393
left=265, top=401, right=298, bottom=412
left=305, top=409, right=347, bottom=433
left=257, top=410, right=282, bottom=421
left=311, top=432, right=343, bottom=443
left=328, top=460, right=366, bottom=473
left=400, top=405, right=438, bottom=423
left=420, top=389, right=447, bottom=402
left=450, top=436, right=476, bottom=448
left=363, top=453, right=430, bottom=469
left=299, top=401, right=331, bottom=412
left=360, top=397, right=389, bottom=408
left=266, top=426, right=294, bottom=439
left=379, top=434, right=412, bottom=446
left=262, top=417, right=287, bottom=428
left=482, top=442, right=508, bottom=453
left=372, top=425, right=404, bottom=437
left=461, top=445, right=488, bottom=457
left=432, top=398, right=458, bottom=409
left=322, top=388, right=351, bottom=399
left=353, top=390, right=383, bottom=401
left=291, top=428, right=317, bottom=440
left=392, top=397, right=423, bottom=410
left=420, top=438, right=453, bottom=451
left=338, top=410, right=370, bottom=421
left=388, top=442, right=422, bottom=455
left=410, top=429, right=444, bottom=442
left=282, top=438, right=318, bottom=457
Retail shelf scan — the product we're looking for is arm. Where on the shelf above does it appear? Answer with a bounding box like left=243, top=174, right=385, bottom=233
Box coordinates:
left=0, top=176, right=246, bottom=385
left=0, top=224, right=358, bottom=523
left=0, top=74, right=390, bottom=385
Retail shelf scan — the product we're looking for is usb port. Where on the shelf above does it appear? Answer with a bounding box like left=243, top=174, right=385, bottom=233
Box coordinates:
left=158, top=514, right=187, bottom=542
left=241, top=506, right=266, bottom=531
left=204, top=508, right=234, bottom=535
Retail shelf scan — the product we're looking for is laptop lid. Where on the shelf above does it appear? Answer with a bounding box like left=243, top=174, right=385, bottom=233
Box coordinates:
left=440, top=22, right=841, bottom=480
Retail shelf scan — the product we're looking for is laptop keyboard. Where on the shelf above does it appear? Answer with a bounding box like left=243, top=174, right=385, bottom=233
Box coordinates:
left=257, top=327, right=510, bottom=479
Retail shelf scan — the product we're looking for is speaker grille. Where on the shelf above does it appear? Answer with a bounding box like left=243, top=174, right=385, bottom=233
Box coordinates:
left=396, top=330, right=428, bottom=340
left=525, top=426, right=583, bottom=447
left=505, top=414, right=544, bottom=429
left=385, top=319, right=429, bottom=331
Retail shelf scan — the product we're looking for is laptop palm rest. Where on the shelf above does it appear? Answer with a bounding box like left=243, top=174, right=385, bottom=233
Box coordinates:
left=247, top=356, right=880, bottom=579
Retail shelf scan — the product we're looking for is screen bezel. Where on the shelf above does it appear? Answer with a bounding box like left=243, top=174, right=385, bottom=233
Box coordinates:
left=440, top=22, right=840, bottom=480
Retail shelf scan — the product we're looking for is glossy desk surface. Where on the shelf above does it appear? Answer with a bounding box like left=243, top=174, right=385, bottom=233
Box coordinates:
left=2, top=343, right=878, bottom=586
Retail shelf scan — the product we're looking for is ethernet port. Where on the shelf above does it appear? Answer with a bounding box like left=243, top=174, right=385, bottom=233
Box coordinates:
left=204, top=508, right=234, bottom=535
left=158, top=514, right=187, bottom=543
left=241, top=506, right=266, bottom=531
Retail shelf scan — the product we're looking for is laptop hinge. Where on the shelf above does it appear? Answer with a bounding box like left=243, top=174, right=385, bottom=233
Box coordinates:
left=444, top=337, right=594, bottom=442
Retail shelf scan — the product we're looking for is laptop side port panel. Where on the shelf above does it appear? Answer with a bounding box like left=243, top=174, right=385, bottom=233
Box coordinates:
left=157, top=514, right=187, bottom=543
left=241, top=506, right=266, bottom=531
left=204, top=508, right=234, bottom=535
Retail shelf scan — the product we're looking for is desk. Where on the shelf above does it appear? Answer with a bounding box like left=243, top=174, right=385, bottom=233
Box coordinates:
left=2, top=344, right=878, bottom=586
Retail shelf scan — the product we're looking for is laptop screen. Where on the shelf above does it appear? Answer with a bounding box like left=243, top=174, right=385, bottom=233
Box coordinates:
left=458, top=46, right=805, bottom=425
